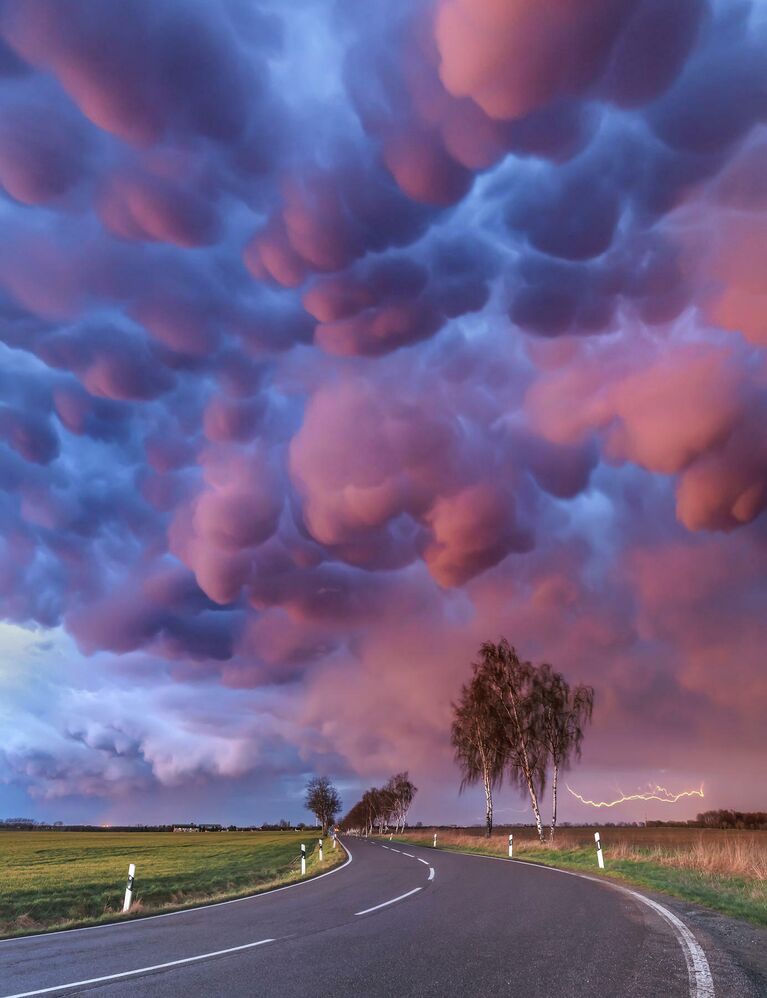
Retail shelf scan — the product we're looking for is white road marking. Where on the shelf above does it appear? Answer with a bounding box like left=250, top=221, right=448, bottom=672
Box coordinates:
left=355, top=887, right=422, bottom=916
left=402, top=852, right=415, bottom=858
left=381, top=845, right=390, bottom=850
left=417, top=858, right=429, bottom=865
left=621, top=888, right=715, bottom=998
left=390, top=848, right=401, bottom=853
left=423, top=845, right=713, bottom=998
left=1, top=939, right=275, bottom=998
left=536, top=866, right=714, bottom=998
left=1, top=844, right=353, bottom=947
left=428, top=867, right=435, bottom=881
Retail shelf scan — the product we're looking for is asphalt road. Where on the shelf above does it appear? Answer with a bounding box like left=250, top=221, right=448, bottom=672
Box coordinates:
left=0, top=837, right=745, bottom=997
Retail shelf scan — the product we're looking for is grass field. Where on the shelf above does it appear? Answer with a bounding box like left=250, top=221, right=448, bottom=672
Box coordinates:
left=386, top=826, right=766, bottom=926
left=0, top=830, right=344, bottom=939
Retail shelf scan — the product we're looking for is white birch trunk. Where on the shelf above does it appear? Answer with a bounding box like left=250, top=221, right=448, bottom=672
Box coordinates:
left=549, top=763, right=559, bottom=842
left=483, top=767, right=493, bottom=837
left=503, top=683, right=545, bottom=843
left=525, top=772, right=545, bottom=842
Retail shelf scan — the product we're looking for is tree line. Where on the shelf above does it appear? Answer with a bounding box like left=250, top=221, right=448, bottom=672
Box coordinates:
left=451, top=638, right=594, bottom=841
left=694, top=810, right=767, bottom=830
left=339, top=772, right=418, bottom=836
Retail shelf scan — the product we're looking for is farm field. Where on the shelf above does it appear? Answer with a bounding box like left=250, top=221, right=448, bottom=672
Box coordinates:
left=0, top=830, right=343, bottom=939
left=387, top=826, right=767, bottom=926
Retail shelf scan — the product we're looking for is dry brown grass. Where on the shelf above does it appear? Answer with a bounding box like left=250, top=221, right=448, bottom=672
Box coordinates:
left=600, top=835, right=767, bottom=880
left=405, top=826, right=767, bottom=880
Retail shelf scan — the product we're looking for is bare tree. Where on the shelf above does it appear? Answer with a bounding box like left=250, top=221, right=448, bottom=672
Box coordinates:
left=386, top=772, right=418, bottom=832
left=478, top=639, right=548, bottom=842
left=451, top=669, right=506, bottom=836
left=304, top=776, right=342, bottom=836
left=359, top=787, right=383, bottom=836
left=535, top=665, right=594, bottom=841
left=339, top=796, right=369, bottom=836
left=373, top=784, right=396, bottom=833
left=339, top=774, right=418, bottom=838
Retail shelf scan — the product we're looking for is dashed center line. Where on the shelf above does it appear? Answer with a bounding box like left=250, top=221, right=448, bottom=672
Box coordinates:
left=355, top=888, right=422, bottom=916
left=1, top=939, right=275, bottom=998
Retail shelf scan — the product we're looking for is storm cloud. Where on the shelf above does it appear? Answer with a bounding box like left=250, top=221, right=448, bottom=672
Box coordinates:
left=0, top=0, right=766, bottom=820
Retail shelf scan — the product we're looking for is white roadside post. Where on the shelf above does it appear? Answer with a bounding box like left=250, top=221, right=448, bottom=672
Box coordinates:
left=508, top=833, right=513, bottom=858
left=333, top=833, right=337, bottom=850
left=319, top=837, right=323, bottom=862
left=122, top=863, right=135, bottom=913
left=389, top=833, right=392, bottom=841
left=301, top=843, right=306, bottom=876
left=433, top=832, right=437, bottom=848
left=594, top=831, right=605, bottom=869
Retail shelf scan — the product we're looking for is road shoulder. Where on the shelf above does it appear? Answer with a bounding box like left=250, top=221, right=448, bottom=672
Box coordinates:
left=650, top=893, right=767, bottom=998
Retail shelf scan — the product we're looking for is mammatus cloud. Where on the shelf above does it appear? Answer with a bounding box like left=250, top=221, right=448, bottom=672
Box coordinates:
left=525, top=338, right=767, bottom=530
left=0, top=0, right=766, bottom=819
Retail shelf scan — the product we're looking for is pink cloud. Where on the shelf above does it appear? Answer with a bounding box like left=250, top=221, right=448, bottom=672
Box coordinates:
left=170, top=445, right=283, bottom=604
left=98, top=161, right=219, bottom=248
left=526, top=338, right=767, bottom=530
left=434, top=0, right=622, bottom=120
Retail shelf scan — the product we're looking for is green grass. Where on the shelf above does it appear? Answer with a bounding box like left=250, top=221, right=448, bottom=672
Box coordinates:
left=385, top=828, right=767, bottom=926
left=0, top=830, right=345, bottom=938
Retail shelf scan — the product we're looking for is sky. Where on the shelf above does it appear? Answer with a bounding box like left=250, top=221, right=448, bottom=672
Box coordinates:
left=0, top=0, right=766, bottom=827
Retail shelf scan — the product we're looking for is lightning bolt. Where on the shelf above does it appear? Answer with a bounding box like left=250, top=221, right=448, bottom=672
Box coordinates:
left=566, top=783, right=704, bottom=808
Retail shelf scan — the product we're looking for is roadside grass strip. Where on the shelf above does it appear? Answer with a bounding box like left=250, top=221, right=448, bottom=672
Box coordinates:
left=0, top=831, right=348, bottom=940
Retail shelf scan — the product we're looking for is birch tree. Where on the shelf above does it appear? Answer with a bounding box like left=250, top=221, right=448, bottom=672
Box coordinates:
left=339, top=776, right=418, bottom=836
left=451, top=667, right=506, bottom=836
left=535, top=665, right=594, bottom=841
left=386, top=772, right=418, bottom=832
left=362, top=786, right=390, bottom=835
left=477, top=639, right=548, bottom=842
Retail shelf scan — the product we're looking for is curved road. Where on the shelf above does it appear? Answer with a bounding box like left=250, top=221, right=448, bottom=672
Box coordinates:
left=0, top=838, right=748, bottom=997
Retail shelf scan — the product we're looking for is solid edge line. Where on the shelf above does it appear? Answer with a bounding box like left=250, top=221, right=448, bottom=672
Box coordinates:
left=620, top=887, right=715, bottom=998
left=355, top=887, right=422, bottom=916
left=0, top=842, right=353, bottom=946
left=0, top=938, right=275, bottom=998
left=537, top=866, right=714, bottom=998
left=409, top=844, right=713, bottom=998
